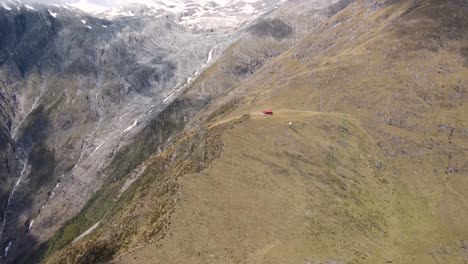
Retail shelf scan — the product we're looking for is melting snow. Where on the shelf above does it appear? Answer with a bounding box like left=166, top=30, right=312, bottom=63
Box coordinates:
left=206, top=47, right=215, bottom=65
left=47, top=9, right=57, bottom=18
left=67, top=0, right=274, bottom=30
left=70, top=0, right=107, bottom=13
left=242, top=4, right=255, bottom=14
left=0, top=162, right=28, bottom=241
left=123, top=119, right=138, bottom=133
left=163, top=92, right=175, bottom=103
left=1, top=2, right=12, bottom=10
left=86, top=25, right=93, bottom=29
left=24, top=4, right=35, bottom=10
left=4, top=241, right=13, bottom=257
left=102, top=25, right=108, bottom=28
left=61, top=4, right=72, bottom=11
left=89, top=143, right=103, bottom=156
left=163, top=44, right=216, bottom=104
left=73, top=149, right=86, bottom=169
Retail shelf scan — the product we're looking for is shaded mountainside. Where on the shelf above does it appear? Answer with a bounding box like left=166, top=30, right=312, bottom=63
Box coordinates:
left=0, top=0, right=317, bottom=263
left=10, top=1, right=343, bottom=263
left=0, top=1, right=258, bottom=262
left=34, top=0, right=468, bottom=263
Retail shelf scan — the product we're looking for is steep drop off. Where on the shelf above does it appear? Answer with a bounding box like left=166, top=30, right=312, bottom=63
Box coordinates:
left=3, top=0, right=468, bottom=263
left=39, top=0, right=468, bottom=263
left=0, top=0, right=288, bottom=262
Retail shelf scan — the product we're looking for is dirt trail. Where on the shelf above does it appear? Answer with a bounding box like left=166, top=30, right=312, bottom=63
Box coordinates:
left=209, top=109, right=325, bottom=127
left=113, top=112, right=391, bottom=264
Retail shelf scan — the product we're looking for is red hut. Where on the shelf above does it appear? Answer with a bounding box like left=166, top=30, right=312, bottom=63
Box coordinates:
left=262, top=110, right=273, bottom=115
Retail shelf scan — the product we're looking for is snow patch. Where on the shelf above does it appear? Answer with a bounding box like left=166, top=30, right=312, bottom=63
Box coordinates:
left=0, top=162, right=29, bottom=241
left=61, top=4, right=72, bottom=11
left=123, top=119, right=138, bottom=133
left=68, top=0, right=275, bottom=31
left=24, top=4, right=35, bottom=10
left=162, top=92, right=175, bottom=103
left=47, top=9, right=57, bottom=18
left=73, top=148, right=86, bottom=169
left=28, top=220, right=34, bottom=230
left=163, top=44, right=216, bottom=104
left=89, top=143, right=103, bottom=156
left=1, top=2, right=12, bottom=10
left=241, top=4, right=255, bottom=14
left=81, top=19, right=87, bottom=24
left=70, top=0, right=107, bottom=13
left=205, top=46, right=215, bottom=65
left=4, top=241, right=13, bottom=257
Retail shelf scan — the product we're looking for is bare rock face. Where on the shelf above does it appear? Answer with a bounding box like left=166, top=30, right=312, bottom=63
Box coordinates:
left=0, top=7, right=217, bottom=264
left=0, top=0, right=294, bottom=263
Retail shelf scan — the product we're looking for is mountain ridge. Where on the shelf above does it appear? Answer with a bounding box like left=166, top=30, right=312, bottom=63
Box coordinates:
left=0, top=0, right=291, bottom=261
left=1, top=0, right=467, bottom=263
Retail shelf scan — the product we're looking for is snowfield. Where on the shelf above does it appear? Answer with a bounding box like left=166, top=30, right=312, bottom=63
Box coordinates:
left=69, top=0, right=283, bottom=30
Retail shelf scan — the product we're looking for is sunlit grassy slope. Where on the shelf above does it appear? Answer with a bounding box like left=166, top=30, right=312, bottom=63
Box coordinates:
left=115, top=111, right=396, bottom=263
left=43, top=0, right=468, bottom=263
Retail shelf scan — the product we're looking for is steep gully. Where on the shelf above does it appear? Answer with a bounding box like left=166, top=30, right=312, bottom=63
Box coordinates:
left=0, top=80, right=48, bottom=257
left=0, top=44, right=218, bottom=257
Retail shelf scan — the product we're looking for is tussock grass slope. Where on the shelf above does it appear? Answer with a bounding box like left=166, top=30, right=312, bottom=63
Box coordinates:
left=43, top=0, right=468, bottom=263
left=116, top=112, right=393, bottom=263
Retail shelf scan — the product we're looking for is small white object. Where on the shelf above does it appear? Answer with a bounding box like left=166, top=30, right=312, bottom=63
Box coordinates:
left=289, top=122, right=293, bottom=127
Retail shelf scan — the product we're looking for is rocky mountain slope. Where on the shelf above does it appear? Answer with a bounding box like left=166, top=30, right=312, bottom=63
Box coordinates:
left=0, top=0, right=289, bottom=262
left=1, top=0, right=468, bottom=263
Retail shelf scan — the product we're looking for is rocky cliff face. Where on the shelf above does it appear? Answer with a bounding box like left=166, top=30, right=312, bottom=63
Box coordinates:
left=0, top=0, right=289, bottom=262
